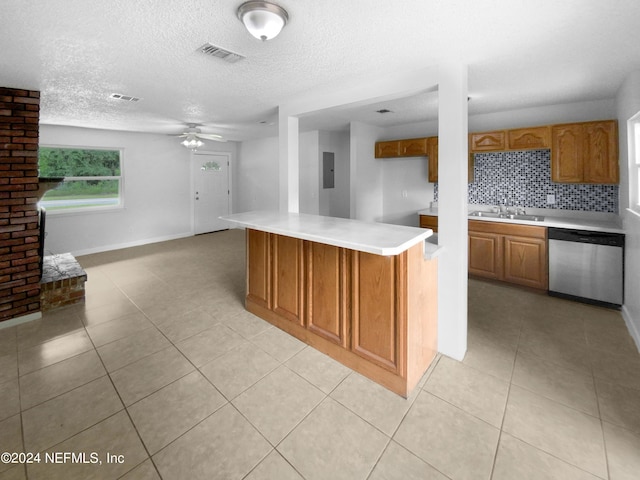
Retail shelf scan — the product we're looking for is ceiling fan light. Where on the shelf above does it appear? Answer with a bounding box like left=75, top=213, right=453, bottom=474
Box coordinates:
left=181, top=136, right=204, bottom=151
left=237, top=1, right=288, bottom=41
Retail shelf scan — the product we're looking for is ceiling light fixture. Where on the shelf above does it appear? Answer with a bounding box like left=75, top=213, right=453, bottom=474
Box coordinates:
left=237, top=1, right=289, bottom=41
left=181, top=134, right=204, bottom=151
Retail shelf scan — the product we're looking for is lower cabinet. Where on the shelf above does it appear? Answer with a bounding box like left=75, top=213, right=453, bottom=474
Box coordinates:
left=351, top=251, right=402, bottom=373
left=468, top=231, right=503, bottom=280
left=271, top=234, right=304, bottom=325
left=468, top=220, right=548, bottom=290
left=305, top=241, right=349, bottom=347
left=245, top=229, right=437, bottom=397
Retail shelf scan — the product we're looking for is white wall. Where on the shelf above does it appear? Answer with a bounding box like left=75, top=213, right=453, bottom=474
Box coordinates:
left=299, top=131, right=320, bottom=215
left=235, top=136, right=279, bottom=212
left=382, top=156, right=434, bottom=226
left=350, top=121, right=384, bottom=222
left=39, top=125, right=240, bottom=255
left=616, top=71, right=640, bottom=350
left=319, top=130, right=350, bottom=218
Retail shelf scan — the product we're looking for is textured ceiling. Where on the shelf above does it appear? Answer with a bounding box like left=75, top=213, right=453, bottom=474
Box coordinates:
left=2, top=0, right=640, bottom=141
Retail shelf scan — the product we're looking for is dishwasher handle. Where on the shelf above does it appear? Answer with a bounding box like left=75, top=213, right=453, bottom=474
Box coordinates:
left=548, top=227, right=625, bottom=247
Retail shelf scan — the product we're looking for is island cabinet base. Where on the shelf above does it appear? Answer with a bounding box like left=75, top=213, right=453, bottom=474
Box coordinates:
left=245, top=228, right=438, bottom=397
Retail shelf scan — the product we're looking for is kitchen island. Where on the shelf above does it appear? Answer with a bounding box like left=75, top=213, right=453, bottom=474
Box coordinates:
left=221, top=211, right=439, bottom=397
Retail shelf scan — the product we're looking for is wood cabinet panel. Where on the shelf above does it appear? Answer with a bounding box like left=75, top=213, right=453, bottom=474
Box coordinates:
left=468, top=232, right=503, bottom=280
left=419, top=215, right=438, bottom=232
left=271, top=234, right=304, bottom=325
left=246, top=229, right=270, bottom=309
left=400, top=137, right=428, bottom=157
left=352, top=251, right=401, bottom=373
left=503, top=235, right=548, bottom=289
left=552, top=124, right=584, bottom=183
left=508, top=126, right=551, bottom=150
left=583, top=121, right=618, bottom=183
left=306, top=242, right=349, bottom=347
left=244, top=230, right=437, bottom=397
left=375, top=140, right=401, bottom=158
left=552, top=120, right=618, bottom=184
left=470, top=131, right=506, bottom=152
left=427, top=136, right=439, bottom=182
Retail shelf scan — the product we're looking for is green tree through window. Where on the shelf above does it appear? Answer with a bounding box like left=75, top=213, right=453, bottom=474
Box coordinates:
left=38, top=147, right=122, bottom=211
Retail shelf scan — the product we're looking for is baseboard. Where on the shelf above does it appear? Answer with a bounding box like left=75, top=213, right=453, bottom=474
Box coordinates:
left=0, top=311, right=42, bottom=330
left=69, top=232, right=194, bottom=257
left=621, top=305, right=640, bottom=353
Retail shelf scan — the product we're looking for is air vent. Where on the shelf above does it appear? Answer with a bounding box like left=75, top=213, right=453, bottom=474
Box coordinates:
left=198, top=43, right=245, bottom=64
left=109, top=93, right=141, bottom=102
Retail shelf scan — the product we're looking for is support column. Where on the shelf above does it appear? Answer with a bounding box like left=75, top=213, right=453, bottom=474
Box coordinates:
left=437, top=64, right=468, bottom=360
left=278, top=113, right=299, bottom=213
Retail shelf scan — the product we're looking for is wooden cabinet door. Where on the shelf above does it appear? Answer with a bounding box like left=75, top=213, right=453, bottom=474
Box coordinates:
left=306, top=242, right=349, bottom=347
left=400, top=138, right=428, bottom=157
left=246, top=229, right=271, bottom=309
left=468, top=231, right=503, bottom=280
left=552, top=124, right=584, bottom=182
left=503, top=235, right=548, bottom=289
left=508, top=126, right=551, bottom=150
left=375, top=141, right=400, bottom=158
left=351, top=251, right=403, bottom=374
left=419, top=215, right=438, bottom=232
left=272, top=234, right=304, bottom=325
left=583, top=120, right=618, bottom=184
left=427, top=136, right=438, bottom=182
left=470, top=131, right=506, bottom=152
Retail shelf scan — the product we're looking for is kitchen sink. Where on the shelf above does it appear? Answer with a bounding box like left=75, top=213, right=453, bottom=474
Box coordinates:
left=468, top=211, right=545, bottom=222
left=468, top=211, right=501, bottom=218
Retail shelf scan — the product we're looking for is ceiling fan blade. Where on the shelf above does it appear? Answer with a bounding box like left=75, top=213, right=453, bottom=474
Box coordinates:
left=197, top=133, right=226, bottom=141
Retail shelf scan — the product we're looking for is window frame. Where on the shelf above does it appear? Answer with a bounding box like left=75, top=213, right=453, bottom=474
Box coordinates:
left=38, top=145, right=125, bottom=215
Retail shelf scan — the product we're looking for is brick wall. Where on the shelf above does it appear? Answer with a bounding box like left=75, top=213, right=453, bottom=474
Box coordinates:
left=0, top=87, right=41, bottom=322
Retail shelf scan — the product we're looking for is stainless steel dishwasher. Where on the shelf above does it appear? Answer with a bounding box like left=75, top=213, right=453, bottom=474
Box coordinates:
left=548, top=228, right=624, bottom=309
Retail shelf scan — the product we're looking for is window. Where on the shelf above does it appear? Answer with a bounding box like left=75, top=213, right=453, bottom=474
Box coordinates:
left=38, top=147, right=123, bottom=213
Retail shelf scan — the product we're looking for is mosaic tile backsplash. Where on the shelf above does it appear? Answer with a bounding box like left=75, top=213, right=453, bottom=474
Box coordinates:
left=434, top=149, right=619, bottom=213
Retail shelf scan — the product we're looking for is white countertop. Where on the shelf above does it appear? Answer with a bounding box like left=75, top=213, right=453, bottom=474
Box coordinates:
left=221, top=211, right=434, bottom=256
left=418, top=208, right=624, bottom=233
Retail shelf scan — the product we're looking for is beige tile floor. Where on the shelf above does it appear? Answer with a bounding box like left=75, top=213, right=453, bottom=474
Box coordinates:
left=1, top=229, right=639, bottom=480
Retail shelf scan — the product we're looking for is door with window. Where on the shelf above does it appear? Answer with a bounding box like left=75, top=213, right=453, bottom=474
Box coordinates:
left=192, top=152, right=230, bottom=234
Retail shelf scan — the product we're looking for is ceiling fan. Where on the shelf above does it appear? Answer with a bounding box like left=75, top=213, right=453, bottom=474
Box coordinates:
left=176, top=124, right=226, bottom=150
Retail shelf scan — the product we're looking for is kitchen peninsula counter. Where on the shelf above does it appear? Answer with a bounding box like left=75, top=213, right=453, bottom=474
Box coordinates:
left=221, top=211, right=439, bottom=397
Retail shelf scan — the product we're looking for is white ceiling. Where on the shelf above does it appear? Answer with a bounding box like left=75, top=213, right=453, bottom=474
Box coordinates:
left=2, top=0, right=640, bottom=142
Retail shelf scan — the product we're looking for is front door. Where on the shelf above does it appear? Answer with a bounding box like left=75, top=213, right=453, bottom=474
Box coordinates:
left=192, top=152, right=230, bottom=234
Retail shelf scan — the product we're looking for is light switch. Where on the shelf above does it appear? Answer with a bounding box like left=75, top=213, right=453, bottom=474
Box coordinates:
left=547, top=194, right=556, bottom=205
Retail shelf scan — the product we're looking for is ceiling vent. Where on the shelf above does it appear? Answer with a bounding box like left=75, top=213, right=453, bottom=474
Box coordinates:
left=198, top=43, right=245, bottom=64
left=109, top=93, right=141, bottom=102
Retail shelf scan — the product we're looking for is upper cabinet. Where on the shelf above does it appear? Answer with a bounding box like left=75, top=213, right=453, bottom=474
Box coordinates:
left=375, top=119, right=618, bottom=185
left=470, top=126, right=551, bottom=153
left=375, top=137, right=428, bottom=158
left=551, top=120, right=618, bottom=184
left=400, top=137, right=428, bottom=156
left=427, top=137, right=439, bottom=183
left=507, top=126, right=551, bottom=150
left=375, top=140, right=401, bottom=158
left=470, top=131, right=506, bottom=152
